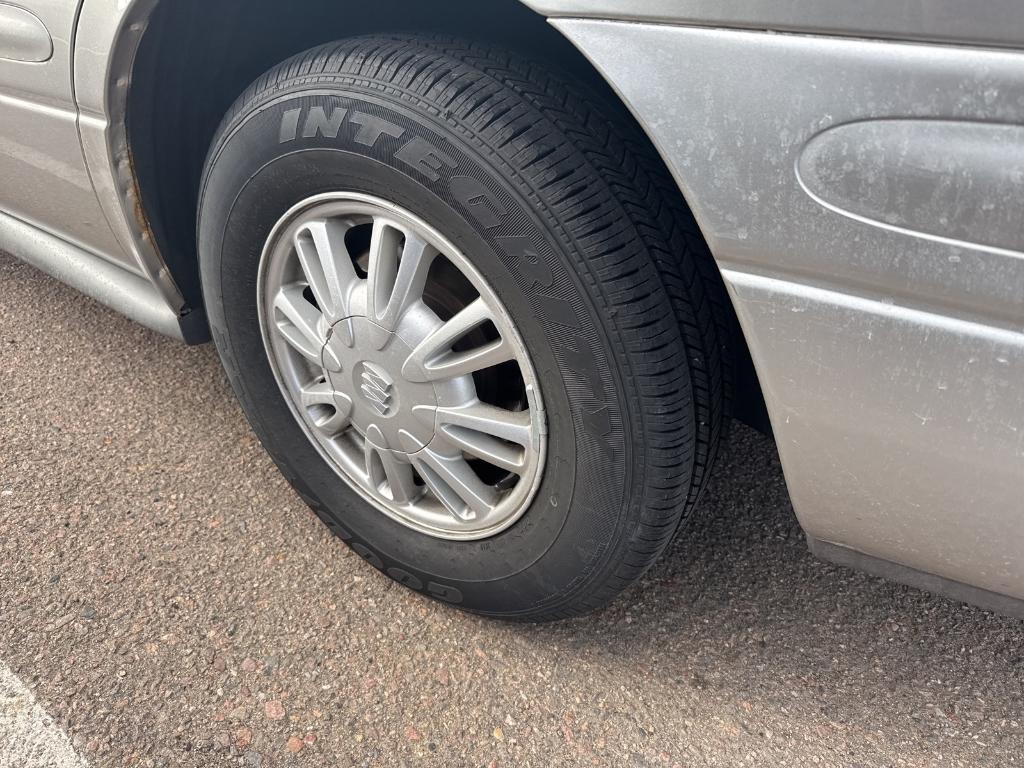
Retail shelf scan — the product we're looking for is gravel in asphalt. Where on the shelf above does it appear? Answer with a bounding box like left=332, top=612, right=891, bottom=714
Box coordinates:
left=1, top=251, right=1023, bottom=767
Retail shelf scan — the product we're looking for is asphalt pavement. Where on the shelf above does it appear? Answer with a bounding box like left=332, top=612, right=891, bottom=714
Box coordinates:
left=2, top=251, right=1023, bottom=767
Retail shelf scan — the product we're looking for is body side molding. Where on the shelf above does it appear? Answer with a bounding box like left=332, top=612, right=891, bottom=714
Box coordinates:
left=796, top=119, right=1024, bottom=258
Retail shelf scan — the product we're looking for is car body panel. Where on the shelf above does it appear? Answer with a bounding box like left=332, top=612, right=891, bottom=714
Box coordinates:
left=554, top=19, right=1024, bottom=600
left=2, top=0, right=1023, bottom=608
left=0, top=0, right=70, bottom=100
left=73, top=0, right=188, bottom=316
left=0, top=205, right=184, bottom=335
left=0, top=0, right=133, bottom=267
left=727, top=269, right=1024, bottom=600
left=553, top=23, right=1024, bottom=329
left=523, top=0, right=1024, bottom=49
left=797, top=119, right=1024, bottom=260
left=0, top=0, right=190, bottom=337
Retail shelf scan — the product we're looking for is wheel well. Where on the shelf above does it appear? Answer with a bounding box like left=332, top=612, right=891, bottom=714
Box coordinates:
left=126, top=0, right=768, bottom=432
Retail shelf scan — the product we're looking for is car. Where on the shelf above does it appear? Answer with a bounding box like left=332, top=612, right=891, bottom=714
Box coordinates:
left=2, top=0, right=1022, bottom=621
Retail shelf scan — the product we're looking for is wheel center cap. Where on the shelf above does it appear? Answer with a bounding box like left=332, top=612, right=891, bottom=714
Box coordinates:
left=321, top=315, right=438, bottom=454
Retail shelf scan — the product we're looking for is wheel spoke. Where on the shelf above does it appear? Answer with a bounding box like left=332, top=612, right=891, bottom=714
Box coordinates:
left=412, top=448, right=499, bottom=521
left=300, top=380, right=352, bottom=411
left=435, top=402, right=531, bottom=474
left=314, top=409, right=351, bottom=436
left=367, top=223, right=436, bottom=333
left=299, top=381, right=353, bottom=436
left=365, top=444, right=419, bottom=504
left=273, top=285, right=326, bottom=364
left=294, top=219, right=358, bottom=322
left=402, top=297, right=514, bottom=383
left=437, top=430, right=526, bottom=475
left=435, top=403, right=532, bottom=446
left=431, top=340, right=515, bottom=381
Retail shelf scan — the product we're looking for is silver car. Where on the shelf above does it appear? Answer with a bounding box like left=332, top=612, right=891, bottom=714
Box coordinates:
left=2, top=0, right=1022, bottom=620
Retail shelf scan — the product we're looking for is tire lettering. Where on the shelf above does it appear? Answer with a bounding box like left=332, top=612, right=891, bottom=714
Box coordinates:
left=350, top=112, right=405, bottom=148
left=495, top=235, right=614, bottom=456
left=302, top=106, right=348, bottom=139
left=386, top=567, right=424, bottom=591
left=295, top=490, right=464, bottom=604
left=561, top=341, right=605, bottom=398
left=279, top=108, right=302, bottom=143
left=395, top=136, right=456, bottom=182
left=497, top=235, right=553, bottom=287
left=582, top=405, right=614, bottom=459
left=451, top=176, right=507, bottom=229
left=427, top=582, right=464, bottom=604
left=496, top=236, right=577, bottom=328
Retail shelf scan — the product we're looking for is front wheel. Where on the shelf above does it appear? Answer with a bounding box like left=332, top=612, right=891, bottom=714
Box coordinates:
left=197, top=35, right=728, bottom=620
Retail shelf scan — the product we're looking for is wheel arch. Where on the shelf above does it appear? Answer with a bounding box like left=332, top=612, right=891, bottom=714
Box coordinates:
left=115, top=0, right=768, bottom=430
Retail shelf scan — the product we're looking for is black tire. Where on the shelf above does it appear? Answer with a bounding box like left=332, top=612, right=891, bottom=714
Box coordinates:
left=198, top=35, right=730, bottom=621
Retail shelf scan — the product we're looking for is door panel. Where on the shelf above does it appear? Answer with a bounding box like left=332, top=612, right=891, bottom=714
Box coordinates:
left=0, top=0, right=133, bottom=269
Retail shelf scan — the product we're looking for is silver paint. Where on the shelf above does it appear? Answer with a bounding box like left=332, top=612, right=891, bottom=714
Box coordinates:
left=797, top=120, right=1024, bottom=258
left=0, top=0, right=73, bottom=101
left=0, top=0, right=132, bottom=265
left=554, top=22, right=1024, bottom=327
left=524, top=0, right=1024, bottom=49
left=0, top=4, right=53, bottom=63
left=556, top=20, right=1024, bottom=598
left=74, top=0, right=187, bottom=313
left=725, top=270, right=1024, bottom=601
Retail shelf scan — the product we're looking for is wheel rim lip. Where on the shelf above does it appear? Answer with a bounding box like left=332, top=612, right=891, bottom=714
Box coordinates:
left=256, top=191, right=547, bottom=541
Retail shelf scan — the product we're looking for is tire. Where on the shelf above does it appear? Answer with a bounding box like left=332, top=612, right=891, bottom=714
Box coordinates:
left=197, top=34, right=730, bottom=621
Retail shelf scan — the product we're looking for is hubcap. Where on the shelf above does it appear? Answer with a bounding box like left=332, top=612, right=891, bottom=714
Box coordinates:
left=258, top=193, right=546, bottom=540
